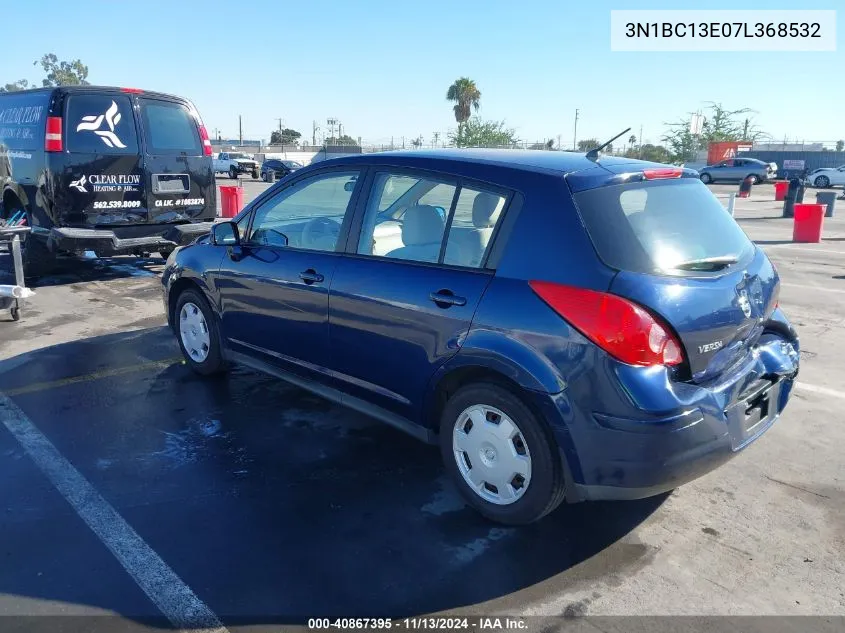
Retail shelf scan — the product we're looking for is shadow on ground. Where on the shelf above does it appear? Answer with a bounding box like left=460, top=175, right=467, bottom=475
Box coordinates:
left=0, top=251, right=164, bottom=288
left=0, top=328, right=667, bottom=628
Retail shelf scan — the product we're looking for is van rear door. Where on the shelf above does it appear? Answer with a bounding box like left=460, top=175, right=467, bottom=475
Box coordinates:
left=137, top=97, right=215, bottom=223
left=61, top=92, right=145, bottom=227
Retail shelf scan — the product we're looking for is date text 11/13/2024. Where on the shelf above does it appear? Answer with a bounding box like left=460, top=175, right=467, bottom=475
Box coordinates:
left=307, top=617, right=528, bottom=630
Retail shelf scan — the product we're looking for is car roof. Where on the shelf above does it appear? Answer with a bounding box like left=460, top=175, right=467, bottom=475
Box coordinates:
left=318, top=148, right=669, bottom=177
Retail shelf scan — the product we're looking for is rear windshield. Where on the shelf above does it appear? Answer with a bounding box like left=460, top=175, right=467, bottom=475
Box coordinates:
left=140, top=98, right=201, bottom=155
left=67, top=94, right=138, bottom=154
left=573, top=179, right=754, bottom=274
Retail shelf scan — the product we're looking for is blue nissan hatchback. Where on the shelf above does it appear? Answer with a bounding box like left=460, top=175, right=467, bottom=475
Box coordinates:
left=163, top=149, right=800, bottom=524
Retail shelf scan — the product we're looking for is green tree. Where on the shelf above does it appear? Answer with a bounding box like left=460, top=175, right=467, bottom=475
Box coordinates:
left=577, top=138, right=599, bottom=152
left=0, top=79, right=30, bottom=93
left=35, top=53, right=89, bottom=87
left=628, top=134, right=637, bottom=146
left=626, top=144, right=672, bottom=163
left=270, top=128, right=301, bottom=145
left=449, top=117, right=517, bottom=148
left=837, top=140, right=844, bottom=152
left=446, top=77, right=481, bottom=144
left=662, top=103, right=767, bottom=163
left=325, top=134, right=358, bottom=146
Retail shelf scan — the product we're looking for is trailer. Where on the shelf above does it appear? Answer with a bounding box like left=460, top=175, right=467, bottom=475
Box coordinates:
left=0, top=225, right=35, bottom=322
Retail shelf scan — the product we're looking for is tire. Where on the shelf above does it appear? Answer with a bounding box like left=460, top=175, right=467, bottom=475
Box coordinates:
left=440, top=382, right=565, bottom=525
left=10, top=306, right=20, bottom=321
left=814, top=176, right=830, bottom=188
left=229, top=166, right=238, bottom=180
left=4, top=201, right=57, bottom=280
left=700, top=173, right=712, bottom=184
left=747, top=174, right=760, bottom=185
left=252, top=170, right=260, bottom=180
left=158, top=247, right=175, bottom=260
left=261, top=171, right=268, bottom=182
left=174, top=288, right=227, bottom=376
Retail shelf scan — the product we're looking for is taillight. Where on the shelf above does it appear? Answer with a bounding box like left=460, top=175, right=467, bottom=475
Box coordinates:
left=45, top=116, right=63, bottom=152
left=642, top=167, right=683, bottom=180
left=529, top=281, right=684, bottom=367
left=121, top=87, right=143, bottom=94
left=198, top=124, right=212, bottom=156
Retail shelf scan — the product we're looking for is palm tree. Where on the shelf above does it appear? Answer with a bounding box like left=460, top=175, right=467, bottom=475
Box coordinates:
left=628, top=134, right=637, bottom=147
left=446, top=78, right=481, bottom=144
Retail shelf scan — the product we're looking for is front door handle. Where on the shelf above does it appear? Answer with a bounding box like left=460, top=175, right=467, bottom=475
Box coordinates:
left=430, top=290, right=467, bottom=308
left=299, top=269, right=324, bottom=284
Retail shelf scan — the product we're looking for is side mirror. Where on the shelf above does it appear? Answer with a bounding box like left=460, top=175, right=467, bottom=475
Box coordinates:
left=211, top=221, right=240, bottom=246
left=344, top=180, right=356, bottom=192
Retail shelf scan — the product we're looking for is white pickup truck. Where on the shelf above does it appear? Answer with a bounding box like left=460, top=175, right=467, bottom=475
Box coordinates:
left=213, top=152, right=260, bottom=179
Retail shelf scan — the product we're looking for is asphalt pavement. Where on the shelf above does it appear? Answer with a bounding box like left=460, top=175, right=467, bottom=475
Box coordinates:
left=0, top=181, right=843, bottom=630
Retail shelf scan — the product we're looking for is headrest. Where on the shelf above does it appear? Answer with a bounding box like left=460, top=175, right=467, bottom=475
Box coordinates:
left=472, top=192, right=503, bottom=228
left=402, top=205, right=444, bottom=246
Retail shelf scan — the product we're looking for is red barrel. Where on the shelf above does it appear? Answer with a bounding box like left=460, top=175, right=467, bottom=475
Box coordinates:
left=219, top=185, right=244, bottom=218
left=774, top=181, right=789, bottom=201
left=792, top=203, right=825, bottom=243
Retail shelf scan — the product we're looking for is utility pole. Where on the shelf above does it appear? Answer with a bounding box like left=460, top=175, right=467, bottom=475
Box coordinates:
left=742, top=118, right=749, bottom=141
left=557, top=134, right=561, bottom=151
left=433, top=132, right=440, bottom=147
left=638, top=125, right=643, bottom=158
left=313, top=120, right=318, bottom=146
left=238, top=115, right=243, bottom=146
left=573, top=109, right=579, bottom=151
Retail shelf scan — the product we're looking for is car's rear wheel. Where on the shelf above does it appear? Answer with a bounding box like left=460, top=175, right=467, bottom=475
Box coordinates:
left=229, top=166, right=238, bottom=180
left=814, top=175, right=830, bottom=188
left=2, top=200, right=56, bottom=280
left=261, top=171, right=268, bottom=182
left=175, top=288, right=227, bottom=375
left=700, top=173, right=712, bottom=184
left=440, top=383, right=565, bottom=524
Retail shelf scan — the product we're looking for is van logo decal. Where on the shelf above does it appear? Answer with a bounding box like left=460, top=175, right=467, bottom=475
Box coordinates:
left=76, top=101, right=126, bottom=149
left=69, top=175, right=88, bottom=193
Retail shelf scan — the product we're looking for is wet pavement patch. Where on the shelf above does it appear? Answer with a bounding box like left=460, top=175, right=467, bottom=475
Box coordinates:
left=0, top=327, right=664, bottom=627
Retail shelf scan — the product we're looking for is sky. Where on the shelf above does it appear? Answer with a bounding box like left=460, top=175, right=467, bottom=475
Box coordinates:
left=3, top=0, right=842, bottom=147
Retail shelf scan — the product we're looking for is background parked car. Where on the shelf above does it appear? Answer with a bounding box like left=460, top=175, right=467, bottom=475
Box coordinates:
left=260, top=159, right=303, bottom=182
left=213, top=152, right=259, bottom=179
left=698, top=157, right=775, bottom=184
left=804, top=165, right=845, bottom=188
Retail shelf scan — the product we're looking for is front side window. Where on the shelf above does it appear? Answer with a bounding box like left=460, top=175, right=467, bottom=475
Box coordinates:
left=66, top=94, right=138, bottom=154
left=247, top=171, right=359, bottom=252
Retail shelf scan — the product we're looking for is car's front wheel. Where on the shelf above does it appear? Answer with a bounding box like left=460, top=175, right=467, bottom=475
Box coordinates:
left=747, top=174, right=760, bottom=185
left=229, top=166, right=238, bottom=180
left=440, top=383, right=565, bottom=524
left=175, top=288, right=227, bottom=376
left=700, top=173, right=712, bottom=184
left=814, top=175, right=830, bottom=188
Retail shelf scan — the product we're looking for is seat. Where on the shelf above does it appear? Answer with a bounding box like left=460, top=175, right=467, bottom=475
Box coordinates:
left=386, top=205, right=445, bottom=263
left=445, top=192, right=503, bottom=267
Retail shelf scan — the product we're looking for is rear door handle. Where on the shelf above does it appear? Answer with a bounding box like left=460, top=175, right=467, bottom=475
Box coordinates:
left=299, top=269, right=324, bottom=284
left=429, top=290, right=466, bottom=307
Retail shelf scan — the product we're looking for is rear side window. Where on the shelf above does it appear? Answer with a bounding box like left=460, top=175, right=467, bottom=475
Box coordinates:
left=0, top=92, right=48, bottom=151
left=573, top=179, right=754, bottom=274
left=66, top=94, right=138, bottom=154
left=140, top=99, right=201, bottom=155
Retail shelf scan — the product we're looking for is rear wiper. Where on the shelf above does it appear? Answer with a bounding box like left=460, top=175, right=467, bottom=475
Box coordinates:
left=672, top=255, right=739, bottom=271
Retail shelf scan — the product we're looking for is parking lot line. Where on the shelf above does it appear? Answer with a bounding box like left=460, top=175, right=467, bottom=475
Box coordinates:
left=764, top=245, right=845, bottom=256
left=0, top=393, right=230, bottom=633
left=2, top=357, right=183, bottom=397
left=795, top=382, right=845, bottom=400
left=780, top=282, right=845, bottom=295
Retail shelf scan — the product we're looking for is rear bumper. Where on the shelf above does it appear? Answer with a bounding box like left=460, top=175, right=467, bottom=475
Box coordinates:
left=47, top=222, right=215, bottom=255
left=532, top=328, right=800, bottom=502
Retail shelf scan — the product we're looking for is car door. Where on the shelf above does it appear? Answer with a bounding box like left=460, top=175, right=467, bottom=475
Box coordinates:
left=215, top=168, right=364, bottom=380
left=834, top=166, right=845, bottom=186
left=327, top=169, right=511, bottom=421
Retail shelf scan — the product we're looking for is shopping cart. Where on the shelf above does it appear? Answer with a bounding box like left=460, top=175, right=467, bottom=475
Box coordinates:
left=0, top=225, right=35, bottom=322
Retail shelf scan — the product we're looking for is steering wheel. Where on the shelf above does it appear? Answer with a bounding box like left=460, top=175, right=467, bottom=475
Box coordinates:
left=301, top=217, right=341, bottom=251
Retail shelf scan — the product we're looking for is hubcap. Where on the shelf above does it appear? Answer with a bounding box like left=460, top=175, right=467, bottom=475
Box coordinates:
left=179, top=302, right=211, bottom=363
left=453, top=404, right=532, bottom=505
